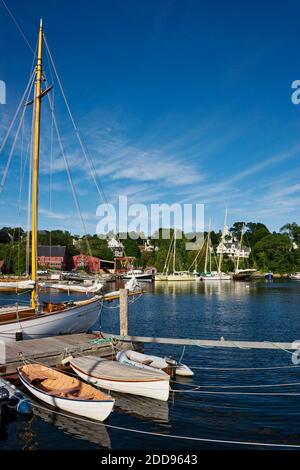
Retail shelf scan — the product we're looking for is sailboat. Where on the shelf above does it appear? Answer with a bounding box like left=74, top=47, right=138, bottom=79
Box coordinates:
left=198, top=218, right=231, bottom=281
left=0, top=20, right=102, bottom=342
left=155, top=230, right=195, bottom=281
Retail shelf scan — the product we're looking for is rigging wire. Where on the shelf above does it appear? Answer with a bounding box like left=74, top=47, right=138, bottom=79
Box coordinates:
left=43, top=34, right=112, bottom=210
left=17, top=115, right=25, bottom=275
left=188, top=232, right=207, bottom=271
left=48, top=87, right=55, bottom=303
left=0, top=70, right=35, bottom=164
left=0, top=78, right=33, bottom=192
left=0, top=0, right=35, bottom=53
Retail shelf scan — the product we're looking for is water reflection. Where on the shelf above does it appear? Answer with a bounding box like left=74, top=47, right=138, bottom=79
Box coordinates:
left=153, top=279, right=254, bottom=299
left=112, top=392, right=169, bottom=424
left=33, top=406, right=111, bottom=448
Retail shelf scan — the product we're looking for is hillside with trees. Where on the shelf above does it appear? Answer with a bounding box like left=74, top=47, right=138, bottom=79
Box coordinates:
left=0, top=222, right=299, bottom=274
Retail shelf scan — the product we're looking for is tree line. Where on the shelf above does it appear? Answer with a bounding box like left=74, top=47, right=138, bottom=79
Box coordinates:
left=0, top=222, right=299, bottom=274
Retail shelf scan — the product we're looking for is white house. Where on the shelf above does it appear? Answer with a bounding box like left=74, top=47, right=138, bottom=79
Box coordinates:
left=216, top=224, right=251, bottom=259
left=107, top=237, right=124, bottom=257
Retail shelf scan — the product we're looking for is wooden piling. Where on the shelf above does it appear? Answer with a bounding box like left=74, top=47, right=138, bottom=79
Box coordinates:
left=119, top=288, right=128, bottom=336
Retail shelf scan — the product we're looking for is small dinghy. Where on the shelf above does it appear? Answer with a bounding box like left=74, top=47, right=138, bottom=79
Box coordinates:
left=70, top=356, right=170, bottom=401
left=18, top=363, right=114, bottom=421
left=116, top=350, right=194, bottom=377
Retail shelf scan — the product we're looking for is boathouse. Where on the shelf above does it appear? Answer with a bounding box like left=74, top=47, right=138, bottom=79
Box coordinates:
left=37, top=246, right=70, bottom=270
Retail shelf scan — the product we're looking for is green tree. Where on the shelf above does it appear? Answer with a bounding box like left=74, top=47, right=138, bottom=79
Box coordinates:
left=252, top=233, right=295, bottom=273
left=280, top=222, right=300, bottom=248
left=230, top=222, right=245, bottom=240
left=245, top=223, right=270, bottom=247
left=80, top=237, right=114, bottom=260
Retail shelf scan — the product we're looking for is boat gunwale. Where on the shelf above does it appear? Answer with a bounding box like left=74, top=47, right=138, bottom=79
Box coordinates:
left=0, top=295, right=100, bottom=326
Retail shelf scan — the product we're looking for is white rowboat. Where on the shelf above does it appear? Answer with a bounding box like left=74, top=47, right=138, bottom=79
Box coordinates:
left=116, top=350, right=194, bottom=377
left=18, top=363, right=114, bottom=422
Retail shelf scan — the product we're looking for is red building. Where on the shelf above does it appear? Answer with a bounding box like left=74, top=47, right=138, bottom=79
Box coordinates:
left=37, top=246, right=69, bottom=270
left=73, top=255, right=116, bottom=273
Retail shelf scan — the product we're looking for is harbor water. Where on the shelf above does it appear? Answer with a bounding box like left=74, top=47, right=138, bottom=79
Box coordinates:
left=1, top=279, right=300, bottom=450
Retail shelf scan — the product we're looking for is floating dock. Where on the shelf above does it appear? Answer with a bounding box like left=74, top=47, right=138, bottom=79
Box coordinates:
left=0, top=332, right=143, bottom=377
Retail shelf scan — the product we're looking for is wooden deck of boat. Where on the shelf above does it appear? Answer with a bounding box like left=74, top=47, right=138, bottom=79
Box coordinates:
left=0, top=332, right=143, bottom=377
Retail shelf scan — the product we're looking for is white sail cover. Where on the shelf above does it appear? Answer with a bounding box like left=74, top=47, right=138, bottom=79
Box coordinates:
left=39, top=281, right=103, bottom=293
left=0, top=280, right=35, bottom=290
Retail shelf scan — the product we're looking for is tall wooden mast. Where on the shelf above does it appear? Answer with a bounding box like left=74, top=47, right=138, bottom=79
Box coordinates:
left=31, top=19, right=43, bottom=309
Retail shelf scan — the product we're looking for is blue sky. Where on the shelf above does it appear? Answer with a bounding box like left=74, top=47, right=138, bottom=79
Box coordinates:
left=0, top=0, right=300, bottom=235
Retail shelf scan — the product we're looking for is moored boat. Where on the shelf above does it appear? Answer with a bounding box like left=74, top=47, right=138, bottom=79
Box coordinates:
left=70, top=355, right=170, bottom=401
left=290, top=272, right=300, bottom=280
left=265, top=272, right=273, bottom=281
left=232, top=269, right=256, bottom=281
left=198, top=271, right=231, bottom=281
left=18, top=363, right=114, bottom=421
left=123, top=270, right=153, bottom=281
left=116, top=350, right=194, bottom=377
left=155, top=272, right=196, bottom=281
left=0, top=296, right=102, bottom=343
left=155, top=230, right=196, bottom=281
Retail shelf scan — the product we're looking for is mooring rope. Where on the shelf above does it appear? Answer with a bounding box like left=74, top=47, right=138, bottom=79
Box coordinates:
left=170, top=389, right=300, bottom=396
left=189, top=364, right=300, bottom=371
left=171, top=380, right=300, bottom=390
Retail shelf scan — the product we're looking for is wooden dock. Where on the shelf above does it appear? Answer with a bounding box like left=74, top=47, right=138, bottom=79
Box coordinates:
left=0, top=332, right=143, bottom=377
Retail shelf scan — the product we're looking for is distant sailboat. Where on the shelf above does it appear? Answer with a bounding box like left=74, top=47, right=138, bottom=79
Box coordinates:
left=198, top=217, right=230, bottom=281
left=155, top=230, right=195, bottom=281
left=232, top=224, right=256, bottom=281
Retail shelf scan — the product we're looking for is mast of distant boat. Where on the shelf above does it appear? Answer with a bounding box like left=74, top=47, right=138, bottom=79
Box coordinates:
left=173, top=229, right=176, bottom=274
left=204, top=219, right=211, bottom=274
left=218, top=208, right=227, bottom=274
left=235, top=224, right=245, bottom=273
